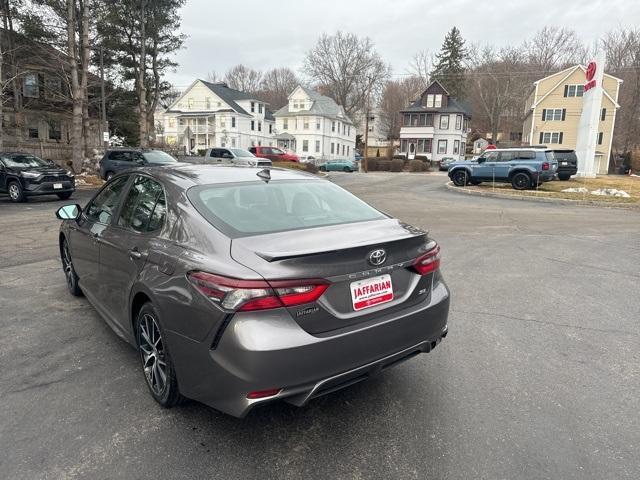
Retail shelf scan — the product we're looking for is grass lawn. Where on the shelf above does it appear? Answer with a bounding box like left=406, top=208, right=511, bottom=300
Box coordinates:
left=468, top=175, right=640, bottom=204
left=272, top=161, right=308, bottom=170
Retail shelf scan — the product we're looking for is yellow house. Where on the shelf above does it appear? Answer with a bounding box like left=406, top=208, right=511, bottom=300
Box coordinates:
left=522, top=65, right=623, bottom=174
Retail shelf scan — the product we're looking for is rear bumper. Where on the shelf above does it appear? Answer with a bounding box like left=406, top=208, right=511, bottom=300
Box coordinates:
left=166, top=274, right=450, bottom=417
left=557, top=166, right=578, bottom=175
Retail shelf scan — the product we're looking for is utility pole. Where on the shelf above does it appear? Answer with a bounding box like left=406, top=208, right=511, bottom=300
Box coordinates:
left=363, top=107, right=369, bottom=173
left=100, top=44, right=107, bottom=148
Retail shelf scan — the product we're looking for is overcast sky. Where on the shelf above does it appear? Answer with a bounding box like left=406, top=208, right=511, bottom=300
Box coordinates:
left=167, top=0, right=640, bottom=88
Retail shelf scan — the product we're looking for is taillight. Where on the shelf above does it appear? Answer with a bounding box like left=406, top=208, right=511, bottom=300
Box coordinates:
left=186, top=272, right=328, bottom=311
left=247, top=388, right=281, bottom=399
left=412, top=244, right=441, bottom=275
left=542, top=162, right=550, bottom=170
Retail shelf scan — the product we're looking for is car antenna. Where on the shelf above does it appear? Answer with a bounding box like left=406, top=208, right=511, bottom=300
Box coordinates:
left=256, top=168, right=271, bottom=183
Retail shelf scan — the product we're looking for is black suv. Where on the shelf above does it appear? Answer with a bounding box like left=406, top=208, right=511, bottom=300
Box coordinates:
left=552, top=149, right=578, bottom=180
left=0, top=153, right=75, bottom=202
left=99, top=149, right=178, bottom=180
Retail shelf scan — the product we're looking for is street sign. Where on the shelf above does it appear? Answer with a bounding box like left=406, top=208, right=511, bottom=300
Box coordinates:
left=103, top=131, right=109, bottom=142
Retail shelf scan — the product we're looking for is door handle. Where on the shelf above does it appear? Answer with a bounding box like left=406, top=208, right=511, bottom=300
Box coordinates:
left=129, top=248, right=147, bottom=260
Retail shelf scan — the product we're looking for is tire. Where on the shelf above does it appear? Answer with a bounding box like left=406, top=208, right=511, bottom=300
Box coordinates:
left=135, top=303, right=185, bottom=408
left=319, top=166, right=326, bottom=172
left=7, top=181, right=26, bottom=202
left=105, top=171, right=115, bottom=181
left=451, top=170, right=469, bottom=187
left=61, top=238, right=83, bottom=296
left=558, top=173, right=571, bottom=181
left=343, top=166, right=352, bottom=172
left=511, top=172, right=531, bottom=190
left=57, top=192, right=73, bottom=200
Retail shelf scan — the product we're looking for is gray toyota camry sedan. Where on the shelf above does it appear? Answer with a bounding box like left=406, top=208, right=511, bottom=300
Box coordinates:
left=55, top=164, right=449, bottom=417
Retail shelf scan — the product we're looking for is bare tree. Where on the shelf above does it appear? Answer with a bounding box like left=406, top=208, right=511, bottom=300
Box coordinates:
left=205, top=70, right=219, bottom=82
left=523, top=26, right=588, bottom=75
left=257, top=67, right=298, bottom=110
left=602, top=28, right=640, bottom=156
left=138, top=0, right=148, bottom=147
left=303, top=31, right=391, bottom=116
left=467, top=45, right=531, bottom=144
left=378, top=76, right=425, bottom=140
left=407, top=50, right=432, bottom=88
left=223, top=64, right=262, bottom=93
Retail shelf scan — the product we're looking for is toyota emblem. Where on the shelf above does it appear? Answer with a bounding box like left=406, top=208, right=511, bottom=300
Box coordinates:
left=368, top=249, right=387, bottom=266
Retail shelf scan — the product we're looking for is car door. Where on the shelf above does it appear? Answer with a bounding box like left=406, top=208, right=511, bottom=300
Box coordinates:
left=98, top=174, right=166, bottom=330
left=473, top=150, right=499, bottom=180
left=494, top=151, right=515, bottom=180
left=69, top=175, right=130, bottom=299
left=0, top=159, right=7, bottom=192
left=207, top=148, right=223, bottom=164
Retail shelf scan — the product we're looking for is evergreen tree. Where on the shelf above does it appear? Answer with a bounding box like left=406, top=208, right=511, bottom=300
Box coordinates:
left=430, top=27, right=467, bottom=99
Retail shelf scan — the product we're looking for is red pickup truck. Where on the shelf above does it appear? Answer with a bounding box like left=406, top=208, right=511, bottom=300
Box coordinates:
left=249, top=146, right=299, bottom=163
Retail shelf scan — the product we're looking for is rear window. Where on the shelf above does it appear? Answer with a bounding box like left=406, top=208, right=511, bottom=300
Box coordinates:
left=553, top=150, right=577, bottom=162
left=187, top=180, right=386, bottom=237
left=142, top=150, right=177, bottom=164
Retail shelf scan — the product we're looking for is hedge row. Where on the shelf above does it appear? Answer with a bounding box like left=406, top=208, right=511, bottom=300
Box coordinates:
left=365, top=158, right=430, bottom=172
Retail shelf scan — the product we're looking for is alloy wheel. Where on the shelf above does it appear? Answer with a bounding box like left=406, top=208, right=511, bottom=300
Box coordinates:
left=62, top=242, right=75, bottom=290
left=9, top=184, right=19, bottom=200
left=138, top=313, right=168, bottom=396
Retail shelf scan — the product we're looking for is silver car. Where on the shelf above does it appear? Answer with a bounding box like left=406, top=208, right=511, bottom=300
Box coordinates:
left=204, top=147, right=272, bottom=167
left=55, top=165, right=450, bottom=417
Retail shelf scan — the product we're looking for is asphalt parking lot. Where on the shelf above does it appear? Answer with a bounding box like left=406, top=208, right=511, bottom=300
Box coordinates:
left=1, top=173, right=639, bottom=480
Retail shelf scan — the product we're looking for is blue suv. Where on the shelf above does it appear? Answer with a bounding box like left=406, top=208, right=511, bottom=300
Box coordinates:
left=448, top=148, right=558, bottom=190
left=99, top=149, right=178, bottom=180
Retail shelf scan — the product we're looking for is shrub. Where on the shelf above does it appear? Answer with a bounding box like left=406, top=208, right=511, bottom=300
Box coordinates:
left=376, top=159, right=391, bottom=171
left=415, top=155, right=429, bottom=162
left=393, top=154, right=407, bottom=160
left=305, top=162, right=318, bottom=174
left=390, top=158, right=404, bottom=172
left=409, top=159, right=424, bottom=172
left=366, top=158, right=378, bottom=171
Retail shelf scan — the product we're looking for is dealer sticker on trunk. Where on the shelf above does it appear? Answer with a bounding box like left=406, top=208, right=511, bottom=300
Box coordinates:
left=350, top=274, right=394, bottom=311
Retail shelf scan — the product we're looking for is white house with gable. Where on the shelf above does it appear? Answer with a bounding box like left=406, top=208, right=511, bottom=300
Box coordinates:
left=273, top=86, right=356, bottom=159
left=159, top=79, right=276, bottom=153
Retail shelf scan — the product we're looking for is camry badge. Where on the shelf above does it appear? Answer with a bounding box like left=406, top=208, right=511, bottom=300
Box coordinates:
left=368, top=249, right=387, bottom=266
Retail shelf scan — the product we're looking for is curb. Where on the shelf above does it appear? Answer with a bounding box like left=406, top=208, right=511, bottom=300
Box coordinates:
left=444, top=181, right=639, bottom=210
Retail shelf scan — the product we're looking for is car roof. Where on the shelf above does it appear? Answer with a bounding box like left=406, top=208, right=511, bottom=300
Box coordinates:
left=139, top=163, right=318, bottom=189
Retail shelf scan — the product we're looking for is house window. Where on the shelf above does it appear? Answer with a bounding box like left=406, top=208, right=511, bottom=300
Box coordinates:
left=258, top=103, right=263, bottom=114
left=426, top=114, right=434, bottom=127
left=332, top=121, right=335, bottom=132
left=437, top=139, right=447, bottom=154
left=411, top=114, right=419, bottom=126
left=303, top=140, right=309, bottom=152
left=403, top=114, right=411, bottom=126
left=540, top=132, right=563, bottom=144
left=251, top=120, right=255, bottom=131
left=601, top=108, right=606, bottom=121
left=348, top=126, right=350, bottom=136
left=28, top=122, right=39, bottom=139
left=347, top=146, right=349, bottom=156
left=426, top=94, right=434, bottom=108
left=316, top=120, right=321, bottom=130
left=48, top=120, right=62, bottom=140
left=231, top=138, right=236, bottom=147
left=597, top=132, right=604, bottom=145
left=434, top=94, right=442, bottom=108
left=258, top=121, right=262, bottom=132
left=417, top=139, right=425, bottom=153
left=401, top=139, right=408, bottom=152
left=251, top=102, right=255, bottom=113
left=217, top=101, right=222, bottom=107
left=303, top=119, right=309, bottom=129
left=331, top=142, right=335, bottom=154
left=342, top=145, right=345, bottom=155
left=205, top=97, right=211, bottom=109
left=510, top=132, right=523, bottom=142
left=439, top=115, right=449, bottom=130
left=45, top=76, right=62, bottom=99
left=542, top=108, right=565, bottom=121
left=425, top=138, right=433, bottom=153
left=168, top=117, right=175, bottom=128
left=315, top=140, right=320, bottom=153
left=283, top=119, right=288, bottom=130
left=336, top=143, right=340, bottom=155
left=23, top=73, right=39, bottom=98
left=220, top=118, right=226, bottom=128
left=231, top=117, right=236, bottom=128
left=564, top=84, right=584, bottom=97
left=461, top=142, right=466, bottom=153
left=343, top=124, right=346, bottom=135
left=455, top=115, right=462, bottom=129
left=453, top=140, right=460, bottom=154
left=187, top=98, right=194, bottom=109
left=269, top=124, right=272, bottom=134
left=258, top=140, right=261, bottom=146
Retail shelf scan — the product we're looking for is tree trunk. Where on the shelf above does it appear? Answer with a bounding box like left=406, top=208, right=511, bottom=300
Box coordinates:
left=146, top=37, right=160, bottom=145
left=138, top=0, right=148, bottom=147
left=0, top=24, right=4, bottom=151
left=80, top=0, right=91, bottom=161
left=68, top=0, right=83, bottom=173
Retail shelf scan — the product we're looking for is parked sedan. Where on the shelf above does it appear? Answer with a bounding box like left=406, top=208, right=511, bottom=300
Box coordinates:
left=0, top=153, right=75, bottom=202
left=439, top=157, right=456, bottom=171
left=55, top=165, right=449, bottom=417
left=204, top=148, right=272, bottom=167
left=249, top=146, right=299, bottom=163
left=99, top=149, right=178, bottom=180
left=318, top=159, right=357, bottom=172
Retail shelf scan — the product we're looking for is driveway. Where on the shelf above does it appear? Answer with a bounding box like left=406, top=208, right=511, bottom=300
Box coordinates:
left=1, top=174, right=638, bottom=479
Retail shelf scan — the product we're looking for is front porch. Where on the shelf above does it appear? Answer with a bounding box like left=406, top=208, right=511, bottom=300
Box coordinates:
left=176, top=113, right=216, bottom=153
left=275, top=132, right=296, bottom=152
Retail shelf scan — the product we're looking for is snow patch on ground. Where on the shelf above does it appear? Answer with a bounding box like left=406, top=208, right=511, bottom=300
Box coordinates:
left=590, top=188, right=630, bottom=198
left=562, top=187, right=589, bottom=194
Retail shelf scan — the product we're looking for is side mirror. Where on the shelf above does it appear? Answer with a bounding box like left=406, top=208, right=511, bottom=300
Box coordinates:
left=477, top=157, right=486, bottom=163
left=46, top=159, right=56, bottom=166
left=135, top=158, right=146, bottom=165
left=56, top=204, right=82, bottom=221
